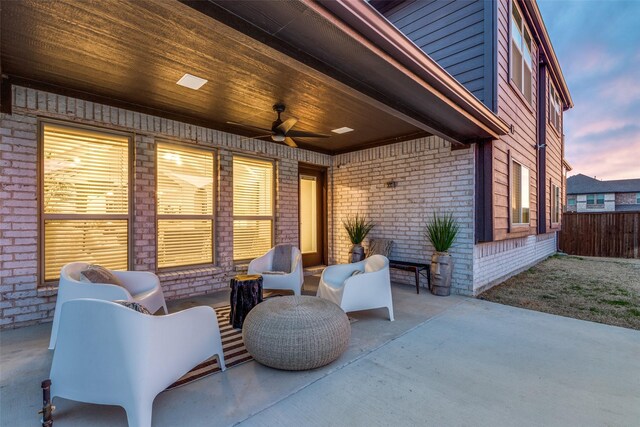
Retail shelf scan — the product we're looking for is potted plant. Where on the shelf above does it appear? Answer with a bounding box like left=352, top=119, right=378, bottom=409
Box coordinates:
left=425, top=213, right=459, bottom=296
left=343, top=214, right=375, bottom=263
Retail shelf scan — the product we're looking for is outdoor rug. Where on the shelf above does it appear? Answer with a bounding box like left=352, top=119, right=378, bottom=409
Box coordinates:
left=167, top=305, right=252, bottom=390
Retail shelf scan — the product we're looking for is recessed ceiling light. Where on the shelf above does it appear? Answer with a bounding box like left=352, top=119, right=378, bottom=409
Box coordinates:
left=176, top=73, right=208, bottom=90
left=331, top=127, right=354, bottom=134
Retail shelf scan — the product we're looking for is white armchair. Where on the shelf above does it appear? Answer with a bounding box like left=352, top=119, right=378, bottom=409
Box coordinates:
left=49, top=298, right=225, bottom=427
left=49, top=262, right=168, bottom=349
left=317, top=255, right=394, bottom=321
left=248, top=246, right=304, bottom=295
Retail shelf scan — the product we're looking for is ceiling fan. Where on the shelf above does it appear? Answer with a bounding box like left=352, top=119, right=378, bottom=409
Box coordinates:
left=227, top=104, right=330, bottom=148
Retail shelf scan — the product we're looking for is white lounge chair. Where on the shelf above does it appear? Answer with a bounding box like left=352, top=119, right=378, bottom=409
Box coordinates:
left=49, top=298, right=225, bottom=427
left=49, top=262, right=168, bottom=349
left=248, top=245, right=304, bottom=295
left=317, top=255, right=394, bottom=321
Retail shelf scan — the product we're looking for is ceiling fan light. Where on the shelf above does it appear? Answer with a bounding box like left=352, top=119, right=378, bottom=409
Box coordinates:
left=272, top=134, right=286, bottom=142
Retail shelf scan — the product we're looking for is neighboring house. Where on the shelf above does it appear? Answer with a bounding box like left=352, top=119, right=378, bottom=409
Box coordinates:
left=0, top=0, right=572, bottom=328
left=566, top=174, right=640, bottom=212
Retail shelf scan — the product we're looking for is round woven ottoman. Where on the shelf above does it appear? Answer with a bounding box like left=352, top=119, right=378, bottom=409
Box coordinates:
left=242, top=295, right=350, bottom=371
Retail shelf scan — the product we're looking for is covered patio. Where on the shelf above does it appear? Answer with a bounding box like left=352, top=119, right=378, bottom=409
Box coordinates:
left=2, top=275, right=638, bottom=426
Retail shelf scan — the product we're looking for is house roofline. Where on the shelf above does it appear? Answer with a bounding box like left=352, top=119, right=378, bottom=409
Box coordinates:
left=315, top=0, right=511, bottom=138
left=563, top=159, right=573, bottom=171
left=521, top=0, right=573, bottom=110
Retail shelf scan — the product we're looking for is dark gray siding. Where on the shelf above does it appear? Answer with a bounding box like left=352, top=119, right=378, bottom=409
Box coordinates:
left=374, top=0, right=493, bottom=108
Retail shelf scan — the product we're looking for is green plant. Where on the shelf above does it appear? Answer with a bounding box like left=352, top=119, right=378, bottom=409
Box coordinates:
left=426, top=213, right=459, bottom=253
left=343, top=214, right=375, bottom=244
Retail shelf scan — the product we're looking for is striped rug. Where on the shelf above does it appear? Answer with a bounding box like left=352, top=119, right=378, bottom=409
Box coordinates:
left=167, top=305, right=252, bottom=390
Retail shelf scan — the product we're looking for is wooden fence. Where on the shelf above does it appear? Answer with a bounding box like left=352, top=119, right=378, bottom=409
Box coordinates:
left=559, top=212, right=640, bottom=258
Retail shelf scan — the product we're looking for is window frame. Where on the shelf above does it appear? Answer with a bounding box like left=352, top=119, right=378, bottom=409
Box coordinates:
left=155, top=141, right=217, bottom=270
left=38, top=119, right=134, bottom=286
left=586, top=194, right=605, bottom=207
left=510, top=159, right=531, bottom=226
left=509, top=0, right=534, bottom=106
left=549, top=81, right=562, bottom=132
left=232, top=155, right=276, bottom=263
left=551, top=183, right=561, bottom=225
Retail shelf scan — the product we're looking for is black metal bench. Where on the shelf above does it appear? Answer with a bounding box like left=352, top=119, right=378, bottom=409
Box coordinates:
left=388, top=260, right=430, bottom=294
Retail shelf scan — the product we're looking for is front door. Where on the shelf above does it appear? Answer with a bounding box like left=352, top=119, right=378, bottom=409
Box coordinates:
left=299, top=166, right=326, bottom=267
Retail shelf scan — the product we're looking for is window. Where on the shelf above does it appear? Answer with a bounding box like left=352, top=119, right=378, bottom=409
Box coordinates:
left=586, top=194, right=604, bottom=206
left=511, top=160, right=530, bottom=224
left=233, top=156, right=274, bottom=261
left=41, top=123, right=130, bottom=282
left=551, top=184, right=561, bottom=223
left=549, top=82, right=561, bottom=131
left=568, top=197, right=576, bottom=206
left=637, top=193, right=640, bottom=204
left=510, top=1, right=533, bottom=104
left=157, top=143, right=214, bottom=268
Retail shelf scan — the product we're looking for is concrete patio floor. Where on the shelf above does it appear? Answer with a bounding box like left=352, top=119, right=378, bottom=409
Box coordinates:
left=1, top=277, right=639, bottom=426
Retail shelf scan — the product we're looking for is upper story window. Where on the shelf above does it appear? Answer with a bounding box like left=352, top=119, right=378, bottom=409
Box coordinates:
left=586, top=194, right=605, bottom=206
left=157, top=143, right=215, bottom=269
left=41, top=122, right=130, bottom=283
left=552, top=184, right=561, bottom=223
left=233, top=156, right=274, bottom=262
left=511, top=160, right=530, bottom=225
left=568, top=197, right=576, bottom=206
left=637, top=193, right=640, bottom=204
left=510, top=1, right=533, bottom=104
left=549, top=82, right=562, bottom=131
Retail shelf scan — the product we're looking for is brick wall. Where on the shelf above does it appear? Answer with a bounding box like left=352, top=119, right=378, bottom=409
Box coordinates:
left=0, top=86, right=330, bottom=328
left=331, top=137, right=475, bottom=295
left=473, top=232, right=557, bottom=294
left=615, top=192, right=639, bottom=206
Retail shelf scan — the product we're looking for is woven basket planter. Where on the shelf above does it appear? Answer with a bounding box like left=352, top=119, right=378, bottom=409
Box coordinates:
left=242, top=295, right=350, bottom=371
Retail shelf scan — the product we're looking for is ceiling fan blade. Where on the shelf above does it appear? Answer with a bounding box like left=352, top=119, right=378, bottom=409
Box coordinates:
left=284, top=137, right=298, bottom=148
left=286, top=129, right=331, bottom=138
left=226, top=121, right=274, bottom=134
left=276, top=117, right=298, bottom=134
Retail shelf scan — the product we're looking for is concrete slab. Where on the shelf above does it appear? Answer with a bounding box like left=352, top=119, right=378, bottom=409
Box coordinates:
left=2, top=280, right=638, bottom=426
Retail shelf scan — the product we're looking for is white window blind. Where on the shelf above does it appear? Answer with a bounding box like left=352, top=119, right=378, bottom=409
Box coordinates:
left=511, top=161, right=530, bottom=225
left=233, top=156, right=274, bottom=261
left=552, top=184, right=561, bottom=223
left=42, top=123, right=130, bottom=281
left=157, top=143, right=214, bottom=268
left=511, top=1, right=533, bottom=104
left=550, top=83, right=561, bottom=130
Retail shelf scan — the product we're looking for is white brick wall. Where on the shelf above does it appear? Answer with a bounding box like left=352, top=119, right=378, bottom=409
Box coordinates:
left=473, top=233, right=557, bottom=294
left=331, top=137, right=475, bottom=295
left=0, top=86, right=330, bottom=328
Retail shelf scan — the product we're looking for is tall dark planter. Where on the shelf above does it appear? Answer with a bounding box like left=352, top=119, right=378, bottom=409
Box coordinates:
left=430, top=252, right=452, bottom=296
left=349, top=244, right=365, bottom=263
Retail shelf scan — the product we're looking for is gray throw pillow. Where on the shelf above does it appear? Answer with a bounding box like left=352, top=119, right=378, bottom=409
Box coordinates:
left=114, top=300, right=152, bottom=315
left=79, top=265, right=124, bottom=286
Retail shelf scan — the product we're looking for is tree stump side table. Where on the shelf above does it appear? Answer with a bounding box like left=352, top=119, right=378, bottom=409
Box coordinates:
left=229, top=274, right=263, bottom=329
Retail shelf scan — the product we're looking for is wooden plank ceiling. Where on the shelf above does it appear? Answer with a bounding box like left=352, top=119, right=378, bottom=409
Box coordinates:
left=0, top=0, right=428, bottom=153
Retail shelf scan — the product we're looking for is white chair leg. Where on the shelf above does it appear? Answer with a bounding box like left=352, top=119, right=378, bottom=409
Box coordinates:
left=387, top=305, right=394, bottom=322
left=163, top=302, right=169, bottom=314
left=217, top=352, right=226, bottom=371
left=125, top=400, right=154, bottom=427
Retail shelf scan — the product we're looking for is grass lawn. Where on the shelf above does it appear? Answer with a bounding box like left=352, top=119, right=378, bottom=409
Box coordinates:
left=479, top=254, right=640, bottom=330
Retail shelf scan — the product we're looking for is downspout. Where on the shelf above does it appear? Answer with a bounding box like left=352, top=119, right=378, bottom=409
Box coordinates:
left=537, top=61, right=547, bottom=235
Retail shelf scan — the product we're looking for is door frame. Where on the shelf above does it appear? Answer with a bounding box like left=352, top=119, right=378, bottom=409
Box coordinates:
left=298, top=163, right=328, bottom=267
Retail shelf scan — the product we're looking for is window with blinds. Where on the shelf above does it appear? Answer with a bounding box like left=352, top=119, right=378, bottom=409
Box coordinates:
left=511, top=1, right=533, bottom=104
left=157, top=143, right=214, bottom=268
left=42, top=123, right=130, bottom=282
left=552, top=184, right=561, bottom=223
left=511, top=160, right=530, bottom=225
left=233, top=156, right=274, bottom=261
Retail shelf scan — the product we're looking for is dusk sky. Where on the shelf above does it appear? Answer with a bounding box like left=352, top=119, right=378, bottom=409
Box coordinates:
left=538, top=0, right=640, bottom=180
